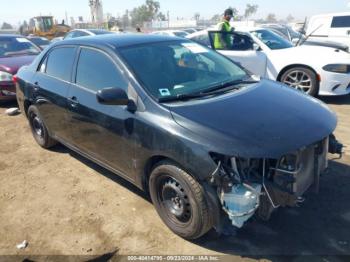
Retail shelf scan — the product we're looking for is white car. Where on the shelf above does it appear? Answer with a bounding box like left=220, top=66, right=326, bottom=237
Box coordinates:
left=306, top=12, right=350, bottom=49
left=64, top=29, right=114, bottom=39
left=188, top=28, right=350, bottom=96
left=151, top=30, right=189, bottom=38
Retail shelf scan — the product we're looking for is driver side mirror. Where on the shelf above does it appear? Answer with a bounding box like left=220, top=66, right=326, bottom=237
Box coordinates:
left=97, top=87, right=137, bottom=112
left=253, top=43, right=262, bottom=51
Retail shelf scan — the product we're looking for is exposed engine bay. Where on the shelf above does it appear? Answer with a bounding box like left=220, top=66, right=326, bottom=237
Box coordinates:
left=209, top=135, right=343, bottom=228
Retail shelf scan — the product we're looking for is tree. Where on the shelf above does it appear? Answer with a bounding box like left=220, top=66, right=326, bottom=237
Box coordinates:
left=227, top=7, right=239, bottom=17
left=122, top=9, right=130, bottom=28
left=286, top=14, right=294, bottom=23
left=146, top=0, right=160, bottom=16
left=157, top=12, right=166, bottom=21
left=211, top=14, right=221, bottom=23
left=194, top=12, right=200, bottom=21
left=244, top=4, right=258, bottom=20
left=1, top=22, right=13, bottom=30
left=266, top=13, right=277, bottom=23
left=130, top=0, right=163, bottom=26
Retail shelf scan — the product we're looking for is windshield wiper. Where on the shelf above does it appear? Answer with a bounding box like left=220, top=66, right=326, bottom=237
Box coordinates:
left=203, top=79, right=258, bottom=94
left=158, top=79, right=258, bottom=103
left=158, top=92, right=209, bottom=103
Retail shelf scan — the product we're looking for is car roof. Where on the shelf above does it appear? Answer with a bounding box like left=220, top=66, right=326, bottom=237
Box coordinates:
left=55, top=33, right=183, bottom=49
left=71, top=28, right=111, bottom=34
left=187, top=27, right=264, bottom=38
left=0, top=34, right=22, bottom=38
left=310, top=12, right=350, bottom=18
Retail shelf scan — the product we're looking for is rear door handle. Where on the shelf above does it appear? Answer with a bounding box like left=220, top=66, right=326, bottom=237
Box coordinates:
left=33, top=82, right=40, bottom=92
left=68, top=96, right=79, bottom=107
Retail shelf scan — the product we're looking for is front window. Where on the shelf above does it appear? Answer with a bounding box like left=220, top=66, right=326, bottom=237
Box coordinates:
left=208, top=31, right=255, bottom=51
left=251, top=29, right=293, bottom=50
left=0, top=37, right=41, bottom=58
left=118, top=41, right=249, bottom=101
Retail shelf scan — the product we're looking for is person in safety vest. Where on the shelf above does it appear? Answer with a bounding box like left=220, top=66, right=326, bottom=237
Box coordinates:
left=214, top=8, right=235, bottom=49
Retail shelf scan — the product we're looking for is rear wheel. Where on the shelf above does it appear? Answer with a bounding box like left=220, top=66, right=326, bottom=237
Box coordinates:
left=149, top=162, right=213, bottom=239
left=280, top=67, right=318, bottom=96
left=28, top=105, right=57, bottom=149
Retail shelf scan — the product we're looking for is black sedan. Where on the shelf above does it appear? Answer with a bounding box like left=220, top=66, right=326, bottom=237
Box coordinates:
left=16, top=34, right=339, bottom=239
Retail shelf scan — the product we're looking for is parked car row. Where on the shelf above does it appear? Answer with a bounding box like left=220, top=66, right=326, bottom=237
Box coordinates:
left=0, top=35, right=41, bottom=101
left=0, top=29, right=119, bottom=101
left=187, top=27, right=350, bottom=96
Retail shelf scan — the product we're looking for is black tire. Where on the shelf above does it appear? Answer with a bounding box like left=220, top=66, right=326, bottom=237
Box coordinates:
left=280, top=67, right=319, bottom=96
left=149, top=161, right=213, bottom=239
left=27, top=105, right=57, bottom=149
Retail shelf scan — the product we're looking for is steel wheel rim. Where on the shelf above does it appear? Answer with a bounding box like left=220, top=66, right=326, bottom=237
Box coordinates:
left=283, top=70, right=312, bottom=93
left=158, top=176, right=192, bottom=224
left=31, top=113, right=44, bottom=138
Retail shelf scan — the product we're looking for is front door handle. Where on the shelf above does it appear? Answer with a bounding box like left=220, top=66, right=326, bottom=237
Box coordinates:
left=68, top=96, right=79, bottom=107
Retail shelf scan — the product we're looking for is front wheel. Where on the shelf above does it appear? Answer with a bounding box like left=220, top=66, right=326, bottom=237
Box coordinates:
left=149, top=162, right=213, bottom=239
left=280, top=67, right=319, bottom=96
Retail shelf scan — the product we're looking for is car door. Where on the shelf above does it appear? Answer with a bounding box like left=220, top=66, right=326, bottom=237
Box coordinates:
left=31, top=46, right=77, bottom=140
left=65, top=46, right=135, bottom=180
left=208, top=31, right=267, bottom=77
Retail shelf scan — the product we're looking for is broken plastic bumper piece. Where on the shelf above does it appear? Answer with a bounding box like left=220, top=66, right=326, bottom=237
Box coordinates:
left=220, top=183, right=262, bottom=228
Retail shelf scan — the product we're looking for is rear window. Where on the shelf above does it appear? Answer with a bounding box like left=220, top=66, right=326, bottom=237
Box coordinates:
left=331, top=16, right=350, bottom=28
left=174, top=32, right=188, bottom=38
left=75, top=48, right=127, bottom=92
left=45, top=47, right=76, bottom=81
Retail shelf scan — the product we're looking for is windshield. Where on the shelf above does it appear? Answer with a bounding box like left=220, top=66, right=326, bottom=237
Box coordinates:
left=29, top=38, right=50, bottom=46
left=119, top=41, right=249, bottom=101
left=287, top=26, right=303, bottom=39
left=0, top=37, right=41, bottom=58
left=251, top=29, right=293, bottom=50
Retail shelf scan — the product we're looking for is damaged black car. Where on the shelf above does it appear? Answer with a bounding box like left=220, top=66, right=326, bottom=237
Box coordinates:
left=15, top=34, right=343, bottom=239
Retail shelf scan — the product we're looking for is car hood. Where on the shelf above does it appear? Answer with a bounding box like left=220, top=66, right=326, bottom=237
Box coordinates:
left=270, top=45, right=350, bottom=64
left=169, top=80, right=337, bottom=159
left=0, top=55, right=37, bottom=74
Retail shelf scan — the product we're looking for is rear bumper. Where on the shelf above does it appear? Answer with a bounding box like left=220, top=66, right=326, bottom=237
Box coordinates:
left=0, top=82, right=16, bottom=101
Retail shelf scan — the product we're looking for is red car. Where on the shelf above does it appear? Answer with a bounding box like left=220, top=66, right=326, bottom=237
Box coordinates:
left=0, top=35, right=41, bottom=101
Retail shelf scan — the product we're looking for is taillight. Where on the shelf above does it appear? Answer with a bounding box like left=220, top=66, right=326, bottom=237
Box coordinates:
left=12, top=75, right=18, bottom=83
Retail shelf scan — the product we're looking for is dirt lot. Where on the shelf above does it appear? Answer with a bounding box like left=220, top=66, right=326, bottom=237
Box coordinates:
left=0, top=95, right=350, bottom=261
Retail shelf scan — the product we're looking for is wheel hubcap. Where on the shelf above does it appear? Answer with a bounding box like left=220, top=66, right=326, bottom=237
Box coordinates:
left=160, top=178, right=192, bottom=223
left=31, top=115, right=44, bottom=137
left=283, top=70, right=312, bottom=93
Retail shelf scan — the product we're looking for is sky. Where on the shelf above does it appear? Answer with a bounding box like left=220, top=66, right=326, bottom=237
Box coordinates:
left=1, top=0, right=349, bottom=26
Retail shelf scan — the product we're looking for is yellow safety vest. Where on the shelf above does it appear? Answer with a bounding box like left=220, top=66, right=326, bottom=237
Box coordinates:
left=214, top=21, right=232, bottom=50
